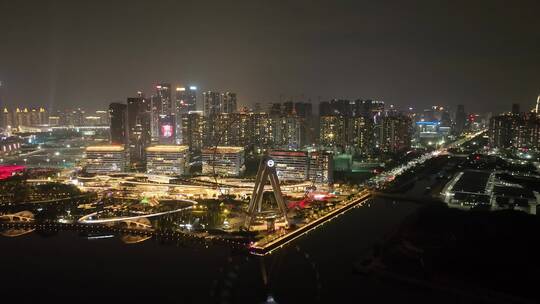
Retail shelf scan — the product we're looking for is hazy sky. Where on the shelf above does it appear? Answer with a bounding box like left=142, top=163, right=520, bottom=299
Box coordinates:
left=0, top=0, right=539, bottom=113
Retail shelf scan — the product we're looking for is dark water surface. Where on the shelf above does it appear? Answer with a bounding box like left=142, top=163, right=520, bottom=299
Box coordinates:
left=1, top=199, right=447, bottom=303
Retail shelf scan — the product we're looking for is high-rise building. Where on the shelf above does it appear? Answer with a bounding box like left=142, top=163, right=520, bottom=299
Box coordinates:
left=250, top=112, right=273, bottom=150
left=0, top=107, right=48, bottom=128
left=271, top=115, right=303, bottom=149
left=351, top=99, right=385, bottom=118
left=206, top=113, right=251, bottom=147
left=180, top=111, right=205, bottom=151
left=150, top=95, right=160, bottom=140
left=348, top=116, right=373, bottom=154
left=319, top=99, right=352, bottom=116
left=512, top=103, right=520, bottom=115
left=489, top=113, right=540, bottom=149
left=203, top=91, right=222, bottom=116
left=1, top=108, right=12, bottom=129
left=379, top=115, right=412, bottom=153
left=175, top=86, right=197, bottom=115
left=28, top=108, right=48, bottom=126
left=158, top=114, right=175, bottom=145
left=489, top=114, right=519, bottom=148
left=174, top=86, right=197, bottom=144
left=269, top=103, right=282, bottom=116
left=455, top=104, right=466, bottom=135
left=13, top=108, right=31, bottom=127
left=109, top=103, right=128, bottom=146
left=318, top=99, right=381, bottom=153
left=515, top=113, right=540, bottom=149
left=319, top=115, right=347, bottom=147
left=267, top=101, right=313, bottom=149
left=150, top=84, right=172, bottom=140
left=157, top=83, right=172, bottom=115
left=127, top=96, right=152, bottom=165
left=146, top=145, right=189, bottom=176
left=84, top=145, right=127, bottom=174
left=291, top=102, right=312, bottom=116
left=221, top=92, right=237, bottom=114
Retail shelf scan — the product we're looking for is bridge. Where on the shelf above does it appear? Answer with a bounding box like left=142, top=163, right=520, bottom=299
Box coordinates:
left=119, top=217, right=152, bottom=230
left=0, top=211, right=35, bottom=222
left=77, top=199, right=197, bottom=224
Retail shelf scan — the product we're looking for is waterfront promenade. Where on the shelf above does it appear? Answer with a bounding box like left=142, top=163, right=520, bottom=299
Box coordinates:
left=249, top=189, right=372, bottom=255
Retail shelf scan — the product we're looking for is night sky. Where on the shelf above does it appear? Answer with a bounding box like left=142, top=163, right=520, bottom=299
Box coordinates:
left=0, top=0, right=539, bottom=113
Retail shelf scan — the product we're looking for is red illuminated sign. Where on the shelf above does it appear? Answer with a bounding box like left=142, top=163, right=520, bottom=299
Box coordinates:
left=161, top=125, right=173, bottom=138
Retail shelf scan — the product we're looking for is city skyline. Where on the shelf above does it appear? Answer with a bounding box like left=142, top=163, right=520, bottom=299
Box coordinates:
left=2, top=1, right=540, bottom=301
left=1, top=0, right=539, bottom=113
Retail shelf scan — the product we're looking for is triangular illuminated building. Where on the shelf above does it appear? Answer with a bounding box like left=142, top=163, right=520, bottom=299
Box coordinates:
left=244, top=156, right=289, bottom=229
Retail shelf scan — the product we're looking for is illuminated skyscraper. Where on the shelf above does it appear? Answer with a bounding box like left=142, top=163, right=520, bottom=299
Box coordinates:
left=515, top=113, right=540, bottom=149
left=151, top=84, right=172, bottom=140
left=348, top=115, right=373, bottom=154
left=455, top=104, right=466, bottom=135
left=271, top=115, right=303, bottom=149
left=175, top=86, right=197, bottom=114
left=14, top=108, right=31, bottom=127
left=489, top=114, right=519, bottom=148
left=180, top=111, right=205, bottom=151
left=221, top=92, right=237, bottom=114
left=319, top=115, right=346, bottom=147
left=158, top=114, right=175, bottom=145
left=109, top=102, right=128, bottom=146
left=250, top=112, right=273, bottom=150
left=174, top=86, right=197, bottom=144
left=156, top=83, right=172, bottom=115
left=489, top=112, right=540, bottom=149
left=0, top=108, right=9, bottom=129
left=267, top=101, right=312, bottom=149
left=379, top=115, right=412, bottom=153
left=203, top=91, right=222, bottom=116
left=127, top=95, right=152, bottom=166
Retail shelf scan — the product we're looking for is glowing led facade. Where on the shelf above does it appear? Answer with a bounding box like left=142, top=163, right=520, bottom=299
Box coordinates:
left=202, top=146, right=245, bottom=177
left=84, top=145, right=127, bottom=174
left=146, top=145, right=189, bottom=176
